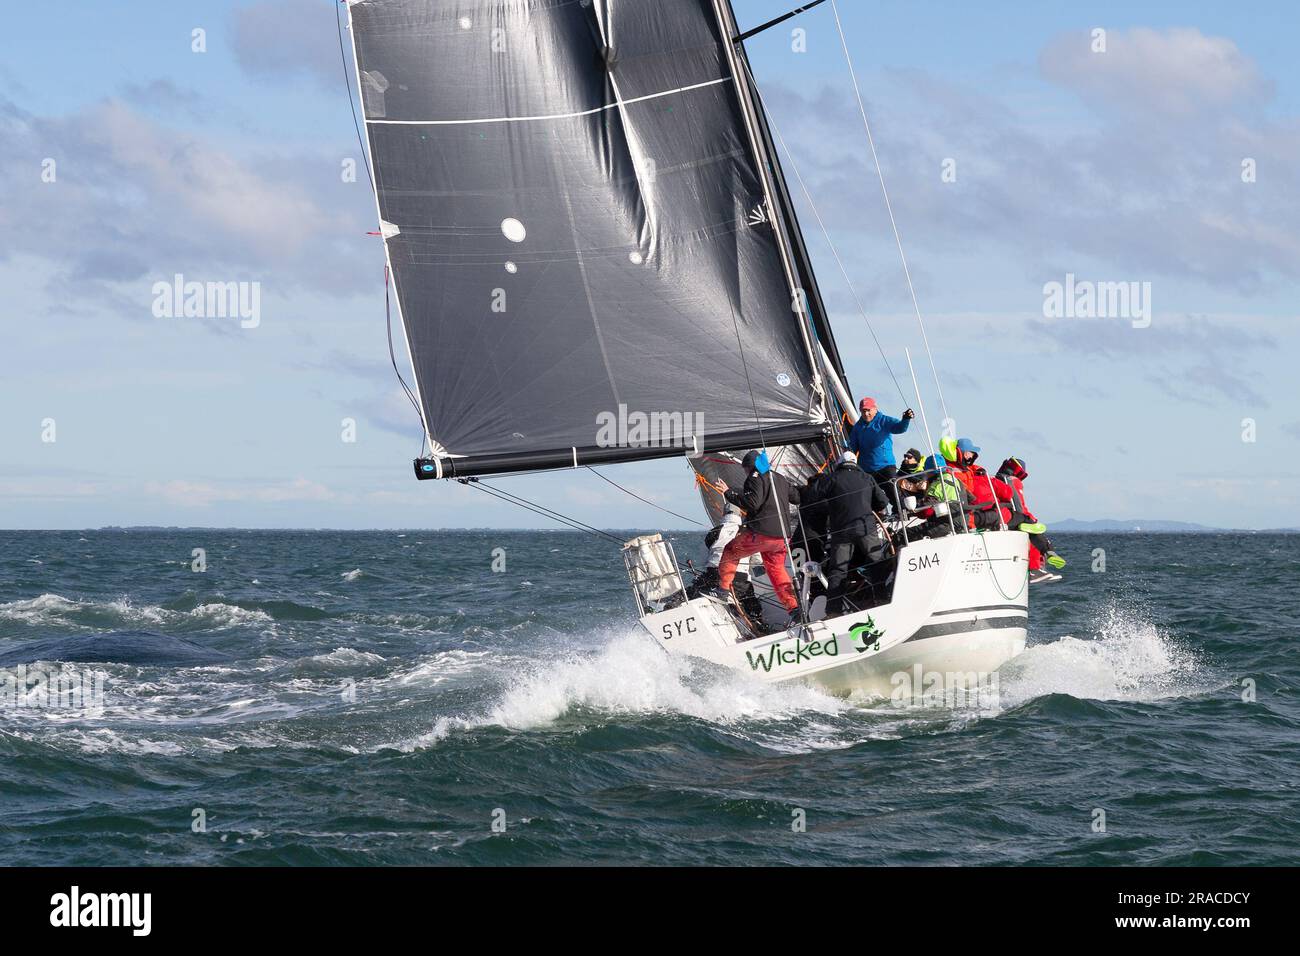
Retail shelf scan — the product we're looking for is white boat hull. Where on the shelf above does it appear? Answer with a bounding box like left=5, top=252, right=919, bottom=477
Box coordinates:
left=639, top=530, right=1029, bottom=698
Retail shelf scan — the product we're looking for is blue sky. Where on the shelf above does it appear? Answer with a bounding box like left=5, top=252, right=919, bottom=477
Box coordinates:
left=2, top=1, right=1297, bottom=530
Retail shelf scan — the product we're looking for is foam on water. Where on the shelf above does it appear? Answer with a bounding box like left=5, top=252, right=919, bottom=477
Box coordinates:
left=0, top=593, right=272, bottom=630
left=304, top=647, right=382, bottom=665
left=387, top=649, right=498, bottom=686
left=190, top=603, right=273, bottom=627
left=489, top=633, right=846, bottom=727
left=404, top=601, right=1213, bottom=750
left=1000, top=601, right=1206, bottom=707
left=393, top=632, right=856, bottom=751
left=0, top=593, right=80, bottom=623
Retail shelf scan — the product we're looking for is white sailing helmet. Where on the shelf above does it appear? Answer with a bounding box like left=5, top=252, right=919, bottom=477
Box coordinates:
left=839, top=450, right=858, bottom=467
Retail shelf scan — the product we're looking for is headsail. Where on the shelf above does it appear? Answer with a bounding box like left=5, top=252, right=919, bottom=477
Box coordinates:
left=347, top=0, right=845, bottom=479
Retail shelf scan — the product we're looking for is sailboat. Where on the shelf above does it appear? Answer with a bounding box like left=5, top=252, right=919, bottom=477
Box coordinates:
left=345, top=0, right=1029, bottom=699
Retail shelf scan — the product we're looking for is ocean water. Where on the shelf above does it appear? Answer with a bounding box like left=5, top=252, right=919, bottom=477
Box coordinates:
left=0, top=529, right=1296, bottom=866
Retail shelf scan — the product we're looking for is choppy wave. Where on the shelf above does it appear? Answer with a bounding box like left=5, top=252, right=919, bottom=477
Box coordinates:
left=1000, top=602, right=1207, bottom=707
left=396, top=603, right=1212, bottom=751
left=1, top=593, right=273, bottom=629
left=1, top=529, right=1291, bottom=866
left=389, top=633, right=860, bottom=752
left=0, top=593, right=340, bottom=632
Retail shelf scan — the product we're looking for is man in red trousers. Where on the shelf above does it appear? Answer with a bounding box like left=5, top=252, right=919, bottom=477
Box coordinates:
left=714, top=450, right=801, bottom=622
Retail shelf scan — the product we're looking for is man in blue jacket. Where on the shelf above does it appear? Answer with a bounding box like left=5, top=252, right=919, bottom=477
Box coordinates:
left=846, top=396, right=914, bottom=511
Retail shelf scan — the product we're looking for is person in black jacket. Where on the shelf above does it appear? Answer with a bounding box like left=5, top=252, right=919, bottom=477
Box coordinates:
left=801, top=451, right=890, bottom=616
left=714, top=450, right=801, bottom=616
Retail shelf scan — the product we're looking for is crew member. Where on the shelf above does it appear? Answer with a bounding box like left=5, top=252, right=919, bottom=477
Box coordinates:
left=996, top=456, right=1066, bottom=582
left=846, top=397, right=914, bottom=511
left=799, top=450, right=889, bottom=616
left=715, top=450, right=801, bottom=618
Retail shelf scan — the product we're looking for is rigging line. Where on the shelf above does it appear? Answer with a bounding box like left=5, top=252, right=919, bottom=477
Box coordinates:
left=471, top=480, right=628, bottom=545
left=465, top=478, right=794, bottom=615
left=462, top=480, right=622, bottom=541
left=975, top=531, right=1028, bottom=602
left=727, top=304, right=768, bottom=452
left=828, top=0, right=950, bottom=426
left=335, top=0, right=374, bottom=198
left=584, top=467, right=704, bottom=528
left=338, top=1, right=428, bottom=454
left=734, top=0, right=828, bottom=43
left=384, top=266, right=426, bottom=450
left=904, top=347, right=939, bottom=466
left=738, top=58, right=909, bottom=408
left=723, top=296, right=806, bottom=618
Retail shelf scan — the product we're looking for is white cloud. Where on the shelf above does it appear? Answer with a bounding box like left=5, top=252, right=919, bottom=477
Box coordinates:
left=0, top=95, right=372, bottom=306
left=231, top=0, right=342, bottom=88
left=758, top=28, right=1300, bottom=295
left=1040, top=27, right=1271, bottom=118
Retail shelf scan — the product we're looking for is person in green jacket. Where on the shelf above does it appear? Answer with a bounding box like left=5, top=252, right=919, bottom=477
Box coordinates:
left=924, top=454, right=966, bottom=506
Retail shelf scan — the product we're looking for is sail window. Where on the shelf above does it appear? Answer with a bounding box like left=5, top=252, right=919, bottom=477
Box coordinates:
left=501, top=218, right=527, bottom=243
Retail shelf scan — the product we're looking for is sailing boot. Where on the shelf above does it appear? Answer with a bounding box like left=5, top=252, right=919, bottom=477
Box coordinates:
left=1045, top=551, right=1066, bottom=571
left=707, top=586, right=735, bottom=605
left=1018, top=521, right=1047, bottom=535
left=1028, top=568, right=1059, bottom=584
left=687, top=565, right=720, bottom=598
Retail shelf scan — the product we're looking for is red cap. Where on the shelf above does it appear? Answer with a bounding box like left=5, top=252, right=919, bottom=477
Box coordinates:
left=859, top=396, right=877, bottom=411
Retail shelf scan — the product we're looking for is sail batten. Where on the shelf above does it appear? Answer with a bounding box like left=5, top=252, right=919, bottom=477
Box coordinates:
left=363, top=77, right=734, bottom=126
left=349, top=0, right=845, bottom=478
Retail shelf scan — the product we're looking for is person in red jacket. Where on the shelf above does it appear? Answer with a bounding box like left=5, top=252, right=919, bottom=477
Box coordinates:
left=949, top=438, right=1016, bottom=529
left=996, top=456, right=1066, bottom=580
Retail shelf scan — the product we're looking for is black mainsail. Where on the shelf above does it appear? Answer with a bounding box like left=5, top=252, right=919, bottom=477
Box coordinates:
left=347, top=0, right=849, bottom=479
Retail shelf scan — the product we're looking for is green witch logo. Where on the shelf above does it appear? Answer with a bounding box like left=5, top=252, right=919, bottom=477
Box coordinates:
left=849, top=617, right=884, bottom=654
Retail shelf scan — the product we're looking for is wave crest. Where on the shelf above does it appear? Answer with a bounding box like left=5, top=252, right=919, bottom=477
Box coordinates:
left=1000, top=602, right=1206, bottom=706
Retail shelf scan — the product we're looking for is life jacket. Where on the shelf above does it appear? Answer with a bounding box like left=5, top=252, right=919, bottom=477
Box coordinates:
left=925, top=470, right=966, bottom=504
left=951, top=463, right=980, bottom=501
left=955, top=463, right=1015, bottom=528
